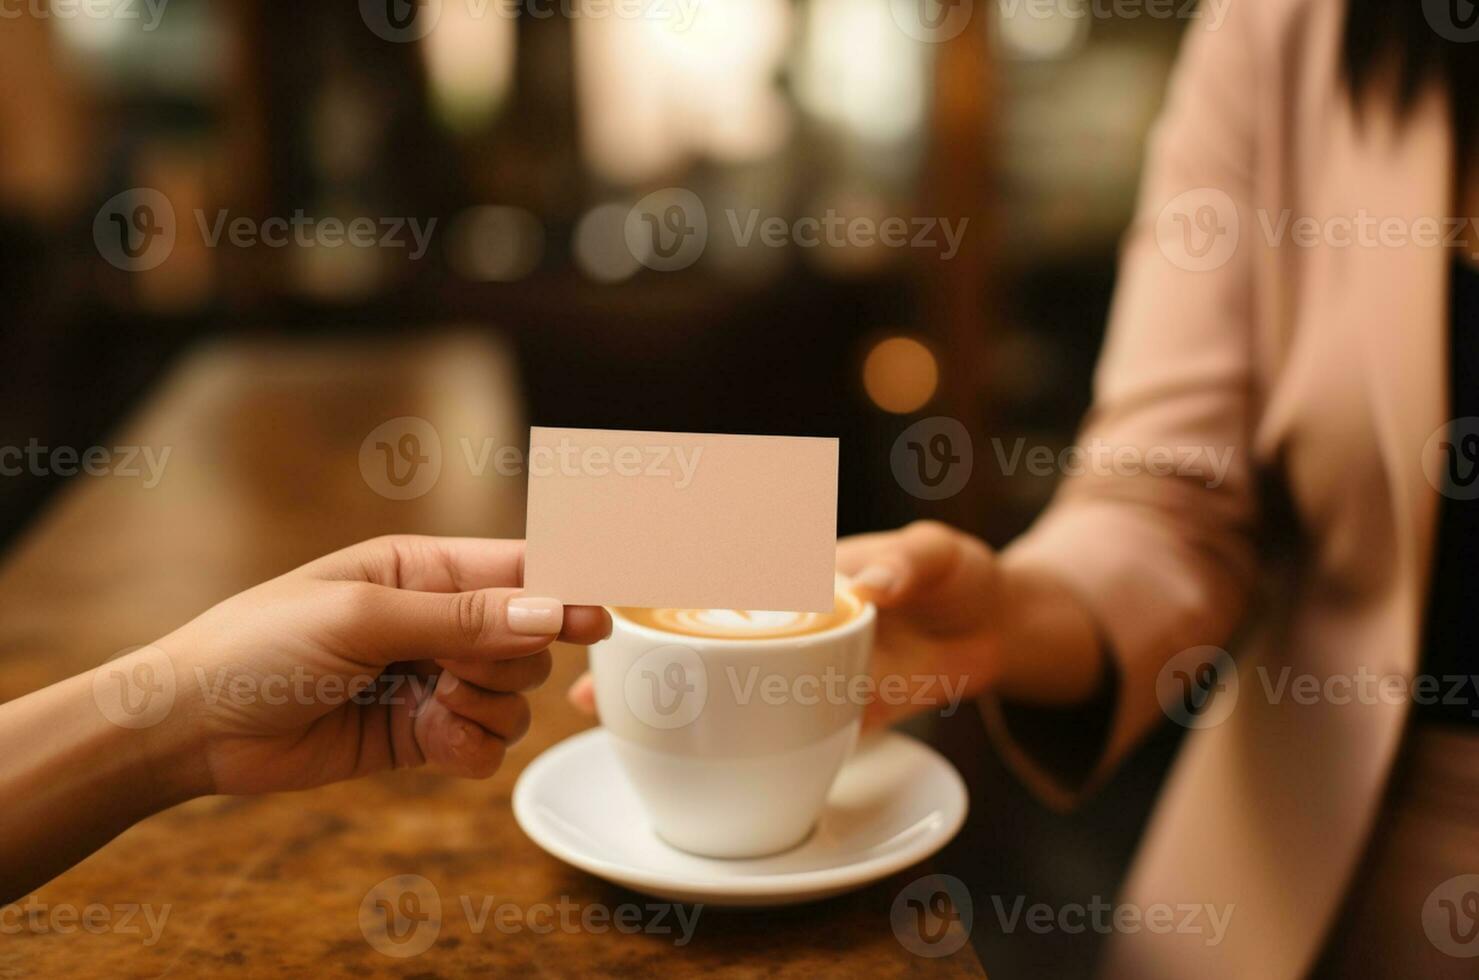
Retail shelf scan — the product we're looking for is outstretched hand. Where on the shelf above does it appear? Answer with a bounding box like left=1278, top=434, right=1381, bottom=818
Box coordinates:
left=156, top=535, right=611, bottom=795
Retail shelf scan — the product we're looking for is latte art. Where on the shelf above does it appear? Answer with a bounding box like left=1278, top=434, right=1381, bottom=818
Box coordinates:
left=616, top=593, right=861, bottom=639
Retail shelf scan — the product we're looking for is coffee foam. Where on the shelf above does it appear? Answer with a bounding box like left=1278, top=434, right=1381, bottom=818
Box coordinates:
left=616, top=593, right=860, bottom=640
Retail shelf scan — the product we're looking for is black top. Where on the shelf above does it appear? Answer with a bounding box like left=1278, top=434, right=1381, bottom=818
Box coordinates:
left=1418, top=258, right=1479, bottom=725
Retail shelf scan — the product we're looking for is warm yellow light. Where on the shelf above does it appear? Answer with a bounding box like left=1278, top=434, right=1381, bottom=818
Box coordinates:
left=572, top=202, right=640, bottom=283
left=420, top=0, right=517, bottom=131
left=863, top=336, right=939, bottom=414
left=794, top=0, right=927, bottom=145
left=571, top=0, right=791, bottom=183
left=447, top=206, right=542, bottom=282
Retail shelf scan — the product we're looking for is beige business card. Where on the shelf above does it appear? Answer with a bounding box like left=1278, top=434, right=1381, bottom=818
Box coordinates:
left=523, top=427, right=838, bottom=612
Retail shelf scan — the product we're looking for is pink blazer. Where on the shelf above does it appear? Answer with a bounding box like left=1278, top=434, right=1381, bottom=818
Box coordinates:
left=985, top=0, right=1454, bottom=975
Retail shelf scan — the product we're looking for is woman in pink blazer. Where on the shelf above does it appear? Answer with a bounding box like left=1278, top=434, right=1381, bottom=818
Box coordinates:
left=836, top=0, right=1479, bottom=975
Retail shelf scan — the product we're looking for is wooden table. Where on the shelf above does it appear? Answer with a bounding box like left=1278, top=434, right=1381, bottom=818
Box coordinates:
left=0, top=331, right=985, bottom=978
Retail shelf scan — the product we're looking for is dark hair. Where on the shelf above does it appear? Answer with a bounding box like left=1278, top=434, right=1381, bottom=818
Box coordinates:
left=1343, top=0, right=1479, bottom=169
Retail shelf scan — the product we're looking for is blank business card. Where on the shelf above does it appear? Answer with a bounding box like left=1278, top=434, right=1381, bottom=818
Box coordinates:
left=523, top=427, right=838, bottom=612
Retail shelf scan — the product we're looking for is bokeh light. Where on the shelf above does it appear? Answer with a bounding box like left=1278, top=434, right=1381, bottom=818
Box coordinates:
left=420, top=0, right=517, bottom=131
left=996, top=0, right=1090, bottom=61
left=572, top=202, right=641, bottom=283
left=862, top=335, right=939, bottom=413
left=448, top=206, right=543, bottom=282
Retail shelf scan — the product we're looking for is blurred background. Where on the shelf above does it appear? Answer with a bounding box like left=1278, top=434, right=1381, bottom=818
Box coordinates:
left=1, top=0, right=1194, bottom=973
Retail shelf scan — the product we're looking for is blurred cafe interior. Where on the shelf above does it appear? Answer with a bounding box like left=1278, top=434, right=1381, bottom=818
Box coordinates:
left=2, top=1, right=1195, bottom=974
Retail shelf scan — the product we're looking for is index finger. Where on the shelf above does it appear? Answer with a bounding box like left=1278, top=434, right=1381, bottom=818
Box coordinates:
left=837, top=521, right=986, bottom=611
left=306, top=535, right=527, bottom=592
left=836, top=531, right=901, bottom=576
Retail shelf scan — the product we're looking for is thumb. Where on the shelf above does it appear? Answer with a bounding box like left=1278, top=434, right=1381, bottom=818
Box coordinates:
left=840, top=521, right=995, bottom=617
left=337, top=583, right=566, bottom=665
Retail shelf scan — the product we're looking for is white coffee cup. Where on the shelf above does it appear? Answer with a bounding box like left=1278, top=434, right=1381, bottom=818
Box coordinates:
left=590, top=587, right=876, bottom=858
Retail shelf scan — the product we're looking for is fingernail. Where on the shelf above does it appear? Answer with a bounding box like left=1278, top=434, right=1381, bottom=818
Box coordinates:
left=437, top=673, right=460, bottom=698
left=852, top=564, right=897, bottom=595
left=508, top=596, right=564, bottom=636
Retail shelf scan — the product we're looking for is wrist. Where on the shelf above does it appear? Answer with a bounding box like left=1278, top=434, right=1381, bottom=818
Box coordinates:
left=106, top=641, right=214, bottom=806
left=988, top=563, right=1037, bottom=699
left=0, top=651, right=210, bottom=900
left=990, top=559, right=1106, bottom=706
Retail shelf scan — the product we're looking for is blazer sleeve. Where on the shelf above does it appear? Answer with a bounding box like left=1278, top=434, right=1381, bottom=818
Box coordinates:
left=982, top=8, right=1264, bottom=808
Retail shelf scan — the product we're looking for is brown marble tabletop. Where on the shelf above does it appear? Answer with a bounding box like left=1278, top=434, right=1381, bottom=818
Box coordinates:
left=0, top=331, right=985, bottom=978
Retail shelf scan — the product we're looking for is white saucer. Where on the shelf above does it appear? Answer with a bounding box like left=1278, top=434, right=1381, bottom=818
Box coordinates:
left=513, top=728, right=968, bottom=907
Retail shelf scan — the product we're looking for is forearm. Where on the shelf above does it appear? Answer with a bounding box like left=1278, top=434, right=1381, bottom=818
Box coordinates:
left=991, top=555, right=1108, bottom=707
left=0, top=662, right=206, bottom=902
